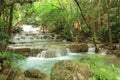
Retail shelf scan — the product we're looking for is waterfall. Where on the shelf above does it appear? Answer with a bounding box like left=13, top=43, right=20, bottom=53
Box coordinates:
left=12, top=33, right=52, bottom=43
left=36, top=47, right=69, bottom=58
left=37, top=51, right=47, bottom=58
left=66, top=48, right=71, bottom=53
left=56, top=49, right=62, bottom=57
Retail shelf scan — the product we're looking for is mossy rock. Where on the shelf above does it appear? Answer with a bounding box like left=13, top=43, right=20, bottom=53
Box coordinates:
left=0, top=41, right=7, bottom=51
left=51, top=60, right=92, bottom=80
left=24, top=69, right=50, bottom=80
left=67, top=43, right=88, bottom=53
left=0, top=74, right=7, bottom=80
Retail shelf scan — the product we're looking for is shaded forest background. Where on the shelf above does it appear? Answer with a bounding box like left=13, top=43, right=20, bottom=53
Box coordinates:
left=0, top=1, right=120, bottom=80
left=0, top=0, right=120, bottom=43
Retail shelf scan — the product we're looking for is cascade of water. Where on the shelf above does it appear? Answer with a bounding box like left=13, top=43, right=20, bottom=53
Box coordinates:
left=66, top=48, right=71, bottom=53
left=12, top=33, right=54, bottom=43
left=56, top=49, right=61, bottom=57
left=36, top=47, right=69, bottom=58
left=88, top=47, right=95, bottom=54
left=36, top=52, right=41, bottom=58
left=13, top=33, right=20, bottom=41
left=87, top=44, right=106, bottom=55
left=40, top=51, right=47, bottom=58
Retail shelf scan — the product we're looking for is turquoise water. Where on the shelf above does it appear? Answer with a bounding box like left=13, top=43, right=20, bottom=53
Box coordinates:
left=16, top=53, right=120, bottom=77
left=16, top=53, right=82, bottom=75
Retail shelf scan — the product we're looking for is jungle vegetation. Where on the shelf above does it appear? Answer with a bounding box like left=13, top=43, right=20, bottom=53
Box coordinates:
left=0, top=0, right=120, bottom=80
left=0, top=0, right=120, bottom=46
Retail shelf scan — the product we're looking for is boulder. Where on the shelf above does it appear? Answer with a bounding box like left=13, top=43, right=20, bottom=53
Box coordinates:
left=24, top=69, right=49, bottom=80
left=1, top=67, right=50, bottom=80
left=0, top=67, right=26, bottom=80
left=51, top=60, right=92, bottom=80
left=67, top=43, right=88, bottom=53
left=6, top=68, right=24, bottom=80
left=80, top=43, right=88, bottom=52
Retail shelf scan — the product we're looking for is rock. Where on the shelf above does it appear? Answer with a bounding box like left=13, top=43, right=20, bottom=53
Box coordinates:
left=24, top=69, right=49, bottom=80
left=0, top=67, right=27, bottom=80
left=6, top=68, right=23, bottom=80
left=0, top=42, right=7, bottom=51
left=80, top=43, right=88, bottom=52
left=67, top=43, right=88, bottom=53
left=67, top=44, right=79, bottom=53
left=0, top=74, right=7, bottom=80
left=13, top=68, right=31, bottom=80
left=9, top=48, right=30, bottom=56
left=51, top=60, right=92, bottom=80
left=0, top=68, right=50, bottom=80
left=116, top=51, right=120, bottom=58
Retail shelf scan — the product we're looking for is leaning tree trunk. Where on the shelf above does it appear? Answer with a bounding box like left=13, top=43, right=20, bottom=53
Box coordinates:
left=73, top=0, right=91, bottom=30
left=117, top=0, right=120, bottom=23
left=74, top=0, right=99, bottom=53
left=107, top=0, right=113, bottom=45
left=7, top=5, right=14, bottom=37
left=93, top=22, right=99, bottom=53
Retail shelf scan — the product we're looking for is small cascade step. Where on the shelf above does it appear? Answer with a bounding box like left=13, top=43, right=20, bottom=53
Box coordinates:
left=36, top=47, right=69, bottom=58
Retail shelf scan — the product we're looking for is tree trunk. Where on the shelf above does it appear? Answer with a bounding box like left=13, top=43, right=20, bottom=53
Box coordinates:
left=118, top=0, right=120, bottom=23
left=7, top=5, right=14, bottom=37
left=42, top=24, right=45, bottom=33
left=107, top=0, right=112, bottom=45
left=73, top=0, right=91, bottom=30
left=93, top=22, right=99, bottom=53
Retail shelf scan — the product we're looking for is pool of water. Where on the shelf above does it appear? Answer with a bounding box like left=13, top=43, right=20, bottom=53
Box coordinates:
left=15, top=52, right=120, bottom=76
left=103, top=55, right=120, bottom=68
left=16, top=53, right=83, bottom=75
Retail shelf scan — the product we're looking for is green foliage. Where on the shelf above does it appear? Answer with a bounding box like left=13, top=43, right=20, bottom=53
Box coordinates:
left=0, top=0, right=120, bottom=42
left=0, top=32, right=9, bottom=42
left=80, top=54, right=120, bottom=80
left=0, top=52, right=26, bottom=66
left=12, top=26, right=22, bottom=33
left=0, top=19, right=9, bottom=41
left=111, top=25, right=120, bottom=42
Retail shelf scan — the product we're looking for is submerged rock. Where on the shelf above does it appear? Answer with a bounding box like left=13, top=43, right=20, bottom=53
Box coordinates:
left=51, top=60, right=92, bottom=80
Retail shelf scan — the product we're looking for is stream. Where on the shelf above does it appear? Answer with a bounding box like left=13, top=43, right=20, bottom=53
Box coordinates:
left=9, top=25, right=120, bottom=77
